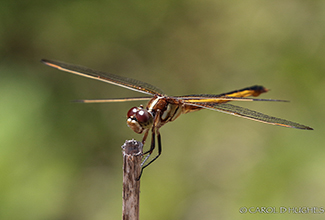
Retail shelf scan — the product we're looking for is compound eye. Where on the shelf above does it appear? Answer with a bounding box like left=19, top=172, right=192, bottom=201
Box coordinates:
left=127, top=107, right=138, bottom=118
left=136, top=109, right=151, bottom=123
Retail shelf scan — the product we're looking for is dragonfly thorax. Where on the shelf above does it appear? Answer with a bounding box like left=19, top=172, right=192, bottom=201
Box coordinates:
left=127, top=106, right=154, bottom=134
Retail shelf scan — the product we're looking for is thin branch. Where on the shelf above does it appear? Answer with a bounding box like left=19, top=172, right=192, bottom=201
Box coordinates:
left=122, top=139, right=143, bottom=220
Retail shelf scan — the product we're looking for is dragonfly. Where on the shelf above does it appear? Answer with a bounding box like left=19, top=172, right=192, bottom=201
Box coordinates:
left=41, top=59, right=313, bottom=179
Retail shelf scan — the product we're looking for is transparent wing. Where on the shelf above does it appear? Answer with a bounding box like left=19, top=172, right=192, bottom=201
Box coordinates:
left=187, top=102, right=313, bottom=130
left=73, top=97, right=152, bottom=103
left=41, top=59, right=165, bottom=96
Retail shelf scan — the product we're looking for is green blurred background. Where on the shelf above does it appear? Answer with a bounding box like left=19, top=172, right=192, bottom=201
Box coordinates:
left=1, top=0, right=324, bottom=219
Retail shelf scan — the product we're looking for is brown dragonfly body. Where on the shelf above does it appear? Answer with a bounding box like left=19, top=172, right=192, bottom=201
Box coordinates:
left=41, top=59, right=313, bottom=178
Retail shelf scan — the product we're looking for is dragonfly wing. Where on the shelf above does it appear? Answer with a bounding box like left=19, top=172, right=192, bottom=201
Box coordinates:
left=73, top=97, right=152, bottom=103
left=41, top=59, right=165, bottom=96
left=186, top=102, right=313, bottom=130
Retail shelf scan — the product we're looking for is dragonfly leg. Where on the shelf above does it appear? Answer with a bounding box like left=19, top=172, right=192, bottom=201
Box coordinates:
left=137, top=129, right=162, bottom=180
left=141, top=129, right=149, bottom=152
left=141, top=128, right=156, bottom=165
left=137, top=110, right=162, bottom=180
left=142, top=129, right=162, bottom=169
left=142, top=109, right=160, bottom=156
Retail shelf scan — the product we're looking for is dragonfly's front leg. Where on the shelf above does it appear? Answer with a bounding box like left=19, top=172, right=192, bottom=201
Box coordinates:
left=142, top=129, right=162, bottom=168
left=141, top=109, right=160, bottom=158
left=137, top=128, right=162, bottom=180
left=141, top=129, right=149, bottom=147
left=137, top=110, right=162, bottom=180
left=141, top=127, right=156, bottom=166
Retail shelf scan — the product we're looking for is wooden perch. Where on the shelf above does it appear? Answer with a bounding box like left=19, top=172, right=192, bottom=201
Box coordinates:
left=122, top=139, right=143, bottom=220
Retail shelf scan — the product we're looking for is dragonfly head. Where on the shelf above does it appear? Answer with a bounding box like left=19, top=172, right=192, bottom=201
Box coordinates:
left=127, top=106, right=154, bottom=134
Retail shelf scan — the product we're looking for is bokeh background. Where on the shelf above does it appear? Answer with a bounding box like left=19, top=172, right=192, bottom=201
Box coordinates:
left=1, top=0, right=324, bottom=219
